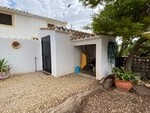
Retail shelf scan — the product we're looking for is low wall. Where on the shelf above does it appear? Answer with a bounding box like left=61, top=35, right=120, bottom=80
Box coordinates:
left=0, top=38, right=42, bottom=74
left=116, top=57, right=150, bottom=79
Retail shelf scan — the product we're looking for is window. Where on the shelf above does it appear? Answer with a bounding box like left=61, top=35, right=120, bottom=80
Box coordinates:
left=0, top=13, right=13, bottom=25
left=11, top=41, right=21, bottom=49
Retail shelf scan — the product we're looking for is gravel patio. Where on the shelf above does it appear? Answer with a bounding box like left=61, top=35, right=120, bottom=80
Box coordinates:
left=0, top=72, right=98, bottom=113
left=77, top=88, right=150, bottom=113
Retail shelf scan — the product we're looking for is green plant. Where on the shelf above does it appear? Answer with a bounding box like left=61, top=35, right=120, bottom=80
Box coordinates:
left=107, top=42, right=118, bottom=64
left=112, top=67, right=140, bottom=83
left=0, top=59, right=11, bottom=72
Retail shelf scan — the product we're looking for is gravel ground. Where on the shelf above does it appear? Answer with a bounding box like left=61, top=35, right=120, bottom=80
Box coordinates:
left=0, top=72, right=98, bottom=113
left=78, top=88, right=150, bottom=113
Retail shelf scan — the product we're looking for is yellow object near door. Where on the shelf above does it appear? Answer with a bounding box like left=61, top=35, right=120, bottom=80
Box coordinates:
left=81, top=53, right=87, bottom=69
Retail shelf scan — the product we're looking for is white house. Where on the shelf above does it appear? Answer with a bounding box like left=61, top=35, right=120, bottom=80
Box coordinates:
left=0, top=6, right=114, bottom=80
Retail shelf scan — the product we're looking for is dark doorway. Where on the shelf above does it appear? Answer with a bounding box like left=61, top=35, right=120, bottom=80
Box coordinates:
left=79, top=44, right=96, bottom=76
left=41, top=36, right=51, bottom=73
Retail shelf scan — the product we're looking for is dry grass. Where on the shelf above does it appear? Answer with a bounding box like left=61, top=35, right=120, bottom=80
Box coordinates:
left=0, top=72, right=98, bottom=113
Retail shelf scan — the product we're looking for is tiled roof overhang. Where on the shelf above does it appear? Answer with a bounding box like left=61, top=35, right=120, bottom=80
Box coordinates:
left=40, top=26, right=97, bottom=40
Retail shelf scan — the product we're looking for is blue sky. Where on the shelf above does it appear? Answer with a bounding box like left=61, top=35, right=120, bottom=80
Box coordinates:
left=0, top=0, right=102, bottom=32
left=9, top=0, right=16, bottom=7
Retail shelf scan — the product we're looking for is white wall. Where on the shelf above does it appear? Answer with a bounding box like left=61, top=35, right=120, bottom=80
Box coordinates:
left=0, top=38, right=42, bottom=74
left=54, top=32, right=81, bottom=76
left=0, top=13, right=47, bottom=39
left=0, top=30, right=114, bottom=79
left=0, top=12, right=47, bottom=74
left=40, top=32, right=114, bottom=79
left=100, top=37, right=113, bottom=79
left=0, top=13, right=114, bottom=78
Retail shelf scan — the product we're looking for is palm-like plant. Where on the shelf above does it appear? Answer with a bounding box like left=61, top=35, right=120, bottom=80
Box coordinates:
left=0, top=59, right=11, bottom=72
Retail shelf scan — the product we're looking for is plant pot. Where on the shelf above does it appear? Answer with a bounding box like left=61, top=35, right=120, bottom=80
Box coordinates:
left=0, top=72, right=10, bottom=80
left=115, top=79, right=132, bottom=92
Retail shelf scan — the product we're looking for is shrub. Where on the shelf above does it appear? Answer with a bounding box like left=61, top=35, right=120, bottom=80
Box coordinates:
left=112, top=67, right=140, bottom=83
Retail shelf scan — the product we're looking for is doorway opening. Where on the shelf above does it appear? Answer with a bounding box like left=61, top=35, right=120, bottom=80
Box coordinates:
left=79, top=44, right=96, bottom=76
left=41, top=35, right=51, bottom=73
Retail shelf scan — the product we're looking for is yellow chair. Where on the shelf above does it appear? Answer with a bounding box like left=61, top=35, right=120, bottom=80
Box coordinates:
left=80, top=52, right=87, bottom=69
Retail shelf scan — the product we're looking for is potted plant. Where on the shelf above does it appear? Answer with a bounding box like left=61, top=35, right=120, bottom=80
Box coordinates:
left=0, top=59, right=11, bottom=80
left=112, top=67, right=140, bottom=92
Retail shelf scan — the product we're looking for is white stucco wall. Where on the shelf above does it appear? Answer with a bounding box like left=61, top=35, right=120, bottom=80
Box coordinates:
left=51, top=33, right=113, bottom=79
left=54, top=32, right=81, bottom=76
left=100, top=37, right=114, bottom=78
left=0, top=38, right=42, bottom=74
left=0, top=13, right=47, bottom=39
left=0, top=17, right=113, bottom=79
left=39, top=30, right=81, bottom=77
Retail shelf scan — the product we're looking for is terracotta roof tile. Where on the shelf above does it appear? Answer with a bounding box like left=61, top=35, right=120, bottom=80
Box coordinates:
left=40, top=26, right=96, bottom=40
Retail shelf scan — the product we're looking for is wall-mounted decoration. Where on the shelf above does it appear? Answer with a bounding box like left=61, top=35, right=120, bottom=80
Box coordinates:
left=32, top=37, right=39, bottom=40
left=31, top=35, right=39, bottom=40
left=11, top=41, right=21, bottom=49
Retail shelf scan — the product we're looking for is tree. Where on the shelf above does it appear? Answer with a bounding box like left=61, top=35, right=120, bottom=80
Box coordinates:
left=123, top=39, right=150, bottom=57
left=137, top=40, right=150, bottom=57
left=80, top=0, right=150, bottom=71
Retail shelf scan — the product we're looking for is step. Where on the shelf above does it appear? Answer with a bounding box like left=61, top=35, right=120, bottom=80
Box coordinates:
left=132, top=85, right=150, bottom=96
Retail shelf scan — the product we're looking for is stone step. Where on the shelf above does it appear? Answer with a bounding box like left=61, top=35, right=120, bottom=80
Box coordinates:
left=41, top=71, right=51, bottom=75
left=132, top=85, right=150, bottom=96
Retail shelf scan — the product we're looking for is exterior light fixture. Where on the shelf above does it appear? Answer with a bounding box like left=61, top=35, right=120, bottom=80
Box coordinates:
left=63, top=4, right=71, bottom=21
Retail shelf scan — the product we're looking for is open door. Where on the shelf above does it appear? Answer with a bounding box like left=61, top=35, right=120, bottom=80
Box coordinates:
left=41, top=36, right=51, bottom=73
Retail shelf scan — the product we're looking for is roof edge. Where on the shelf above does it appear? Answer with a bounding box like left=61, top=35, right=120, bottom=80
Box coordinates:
left=0, top=6, right=67, bottom=25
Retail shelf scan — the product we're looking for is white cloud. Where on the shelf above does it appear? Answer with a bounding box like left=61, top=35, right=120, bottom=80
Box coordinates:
left=0, top=0, right=100, bottom=32
left=0, top=0, right=11, bottom=6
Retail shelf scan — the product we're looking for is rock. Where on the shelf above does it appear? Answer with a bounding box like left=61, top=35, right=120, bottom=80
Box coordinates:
left=99, top=77, right=105, bottom=84
left=103, top=79, right=114, bottom=89
left=145, top=83, right=150, bottom=88
left=99, top=74, right=114, bottom=90
left=99, top=74, right=114, bottom=83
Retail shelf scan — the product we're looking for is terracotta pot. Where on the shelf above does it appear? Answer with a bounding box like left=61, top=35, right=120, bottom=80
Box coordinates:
left=115, top=79, right=132, bottom=92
